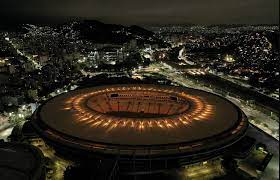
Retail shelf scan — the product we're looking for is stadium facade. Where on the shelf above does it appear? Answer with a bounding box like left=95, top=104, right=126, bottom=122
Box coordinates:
left=31, top=84, right=249, bottom=175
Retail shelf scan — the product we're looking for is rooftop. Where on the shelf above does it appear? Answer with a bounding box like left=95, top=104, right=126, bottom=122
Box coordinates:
left=32, top=85, right=248, bottom=157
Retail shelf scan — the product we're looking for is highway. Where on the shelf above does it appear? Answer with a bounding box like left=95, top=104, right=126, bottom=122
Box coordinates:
left=135, top=62, right=279, bottom=140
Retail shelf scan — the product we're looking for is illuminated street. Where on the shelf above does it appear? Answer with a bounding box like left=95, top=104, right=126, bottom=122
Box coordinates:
left=135, top=62, right=279, bottom=140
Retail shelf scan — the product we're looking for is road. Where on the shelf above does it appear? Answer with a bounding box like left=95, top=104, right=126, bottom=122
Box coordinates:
left=5, top=37, right=42, bottom=70
left=135, top=62, right=279, bottom=140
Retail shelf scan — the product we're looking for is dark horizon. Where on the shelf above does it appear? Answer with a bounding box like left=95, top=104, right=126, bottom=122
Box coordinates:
left=0, top=0, right=278, bottom=26
left=0, top=16, right=279, bottom=27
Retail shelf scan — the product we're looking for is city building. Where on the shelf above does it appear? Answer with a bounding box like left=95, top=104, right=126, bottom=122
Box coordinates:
left=97, top=47, right=127, bottom=65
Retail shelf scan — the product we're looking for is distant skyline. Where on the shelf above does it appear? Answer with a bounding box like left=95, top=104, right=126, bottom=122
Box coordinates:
left=0, top=0, right=279, bottom=25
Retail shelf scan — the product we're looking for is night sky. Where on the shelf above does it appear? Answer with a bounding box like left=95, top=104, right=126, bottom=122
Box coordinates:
left=0, top=0, right=279, bottom=25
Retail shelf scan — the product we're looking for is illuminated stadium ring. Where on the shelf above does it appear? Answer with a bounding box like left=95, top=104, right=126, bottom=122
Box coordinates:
left=64, top=86, right=213, bottom=132
left=32, top=84, right=248, bottom=168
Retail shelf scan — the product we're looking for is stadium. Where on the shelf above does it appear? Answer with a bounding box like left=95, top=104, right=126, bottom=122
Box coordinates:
left=31, top=84, right=248, bottom=175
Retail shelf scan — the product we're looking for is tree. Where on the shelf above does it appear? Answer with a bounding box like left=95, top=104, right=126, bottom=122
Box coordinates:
left=64, top=165, right=93, bottom=180
left=221, top=157, right=238, bottom=173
